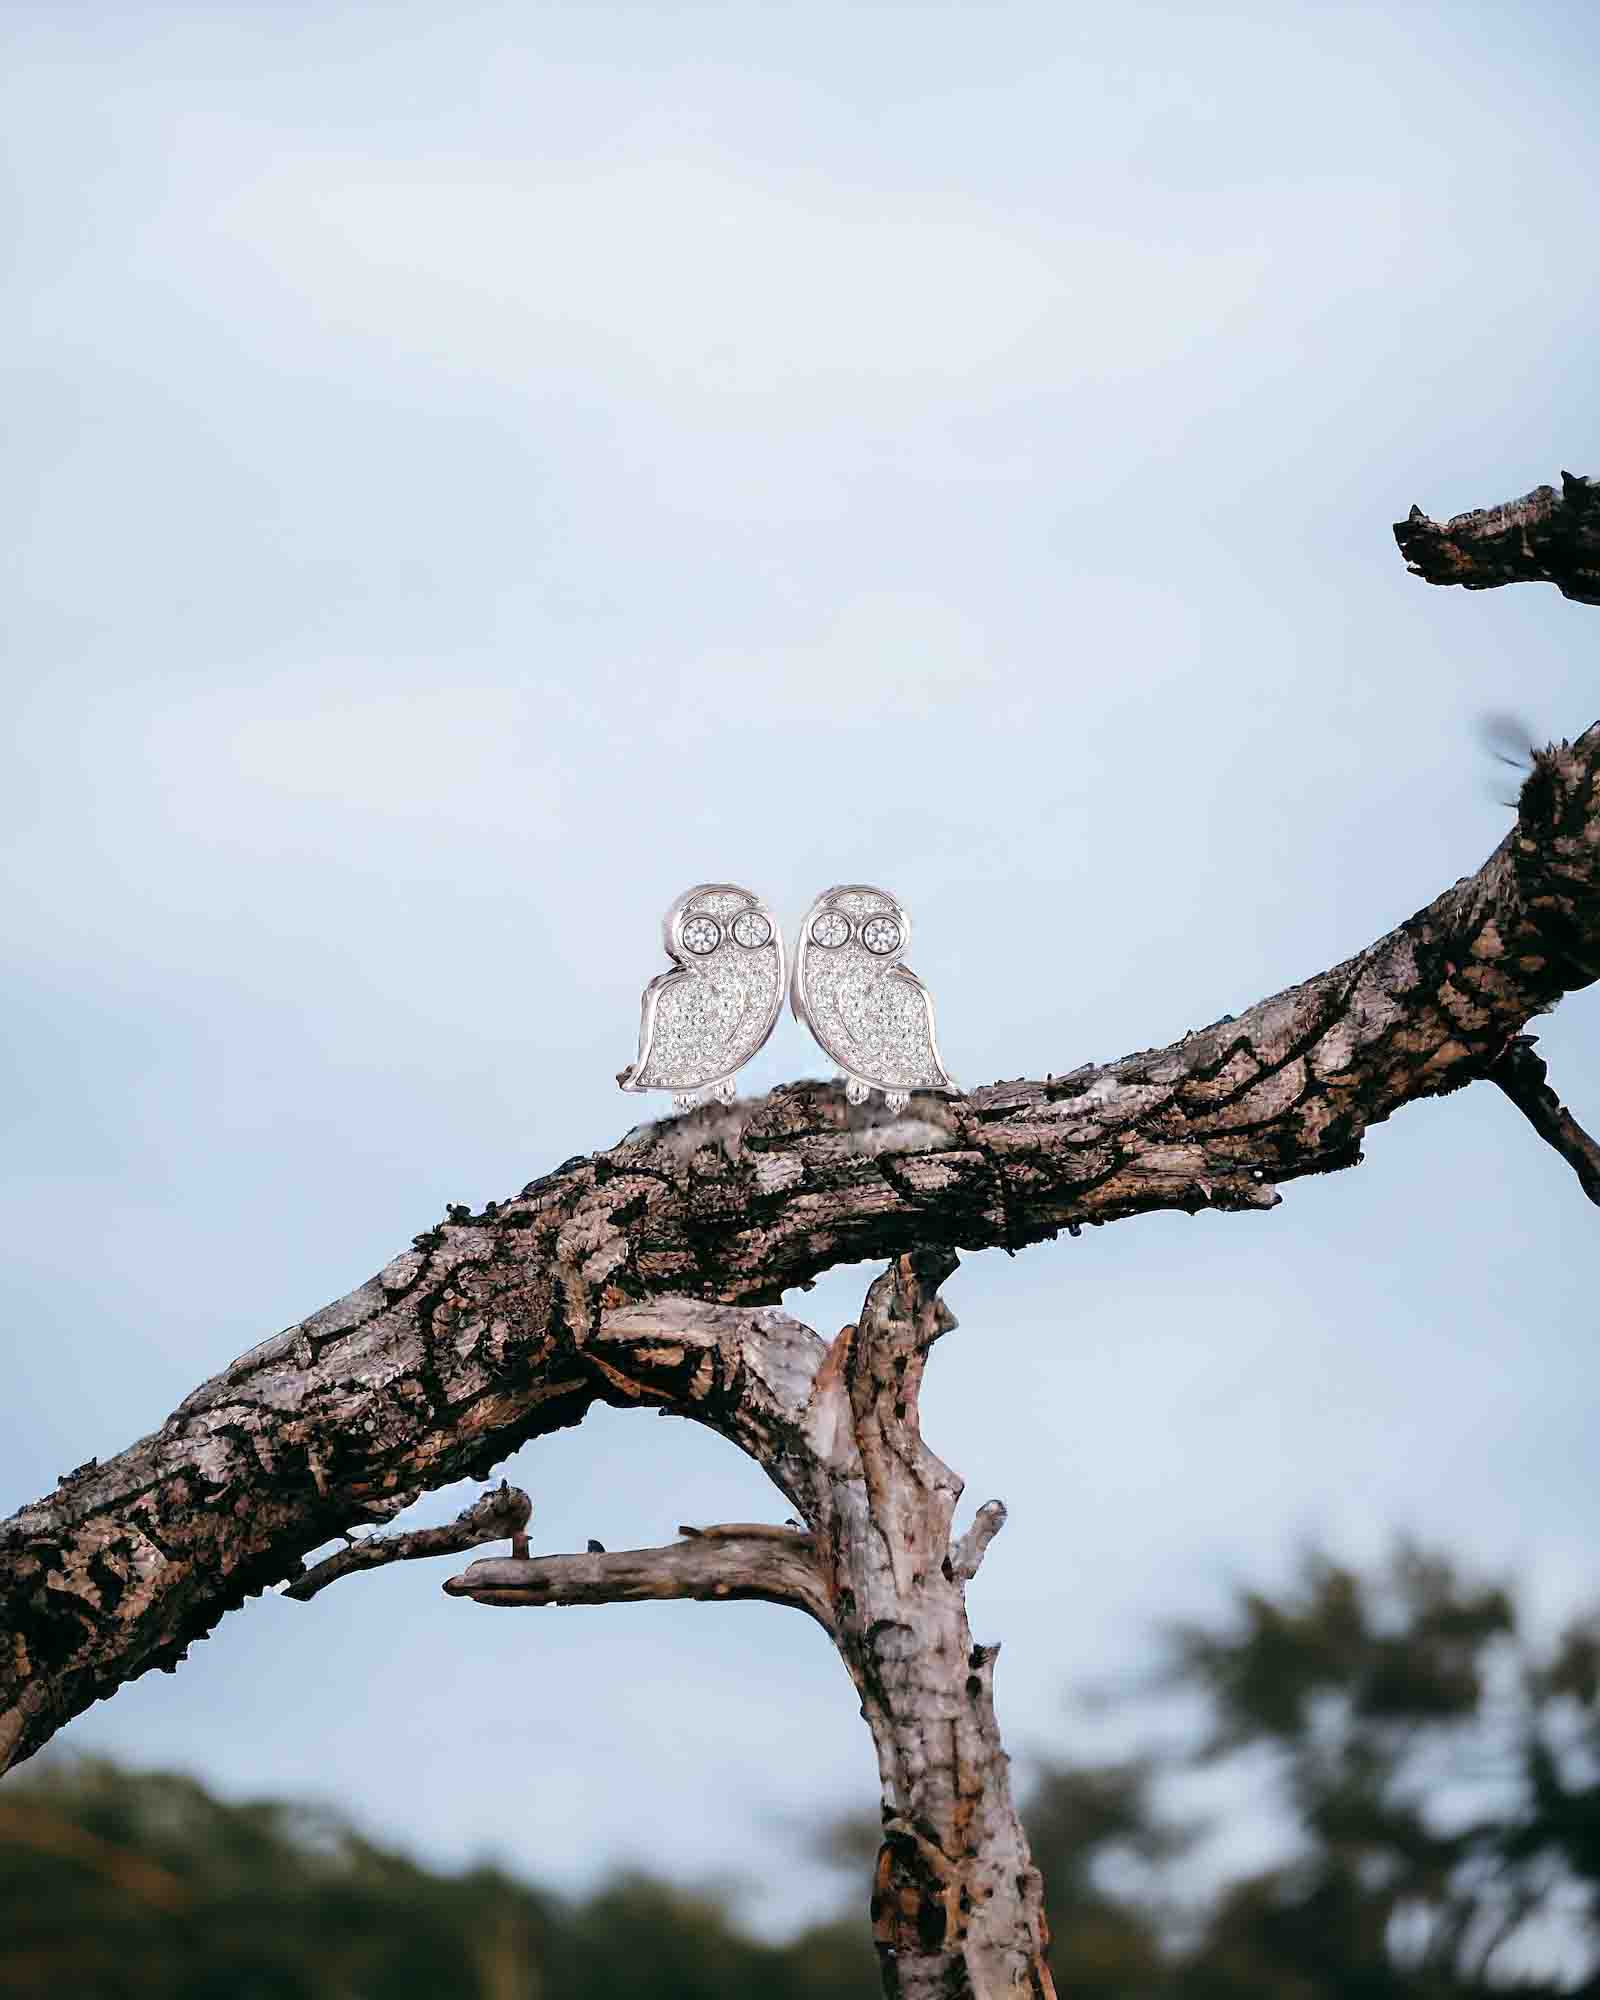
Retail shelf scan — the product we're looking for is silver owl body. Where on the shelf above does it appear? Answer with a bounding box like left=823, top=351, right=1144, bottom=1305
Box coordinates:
left=790, top=885, right=957, bottom=1109
left=619, top=884, right=785, bottom=1109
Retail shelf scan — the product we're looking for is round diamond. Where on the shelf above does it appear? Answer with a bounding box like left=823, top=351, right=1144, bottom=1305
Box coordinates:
left=862, top=916, right=900, bottom=956
left=681, top=915, right=721, bottom=955
left=731, top=910, right=772, bottom=948
left=811, top=911, right=850, bottom=948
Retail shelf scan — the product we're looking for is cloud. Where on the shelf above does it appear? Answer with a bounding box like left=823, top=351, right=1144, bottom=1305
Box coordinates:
left=661, top=590, right=998, bottom=737
left=136, top=682, right=570, bottom=831
left=208, top=151, right=1266, bottom=400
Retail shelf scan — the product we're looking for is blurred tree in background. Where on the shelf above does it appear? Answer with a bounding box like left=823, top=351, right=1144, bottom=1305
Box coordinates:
left=0, top=1757, right=875, bottom=2000
left=6, top=1543, right=1600, bottom=1998
left=1161, top=1544, right=1600, bottom=1996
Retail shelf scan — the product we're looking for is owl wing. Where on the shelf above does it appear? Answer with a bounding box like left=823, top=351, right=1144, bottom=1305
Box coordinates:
left=622, top=942, right=783, bottom=1093
left=618, top=964, right=690, bottom=1091
left=796, top=942, right=955, bottom=1093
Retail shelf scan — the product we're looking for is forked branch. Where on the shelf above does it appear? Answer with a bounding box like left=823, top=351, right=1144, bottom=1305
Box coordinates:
left=449, top=1253, right=1049, bottom=2000
left=284, top=1482, right=533, bottom=1602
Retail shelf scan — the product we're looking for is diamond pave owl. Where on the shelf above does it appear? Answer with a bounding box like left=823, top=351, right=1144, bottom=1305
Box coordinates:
left=618, top=885, right=786, bottom=1111
left=790, top=885, right=959, bottom=1111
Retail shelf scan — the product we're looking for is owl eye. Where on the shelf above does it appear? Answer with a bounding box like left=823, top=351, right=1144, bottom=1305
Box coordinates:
left=810, top=911, right=851, bottom=948
left=680, top=915, right=722, bottom=954
left=862, top=916, right=901, bottom=956
left=731, top=910, right=773, bottom=948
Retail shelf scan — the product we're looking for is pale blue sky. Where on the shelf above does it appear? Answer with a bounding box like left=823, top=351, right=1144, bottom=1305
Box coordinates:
left=4, top=0, right=1598, bottom=1940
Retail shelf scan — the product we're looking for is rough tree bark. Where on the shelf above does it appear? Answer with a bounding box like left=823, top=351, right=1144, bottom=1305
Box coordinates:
left=1395, top=469, right=1600, bottom=604
left=1488, top=1036, right=1600, bottom=1208
left=3, top=473, right=1598, bottom=1996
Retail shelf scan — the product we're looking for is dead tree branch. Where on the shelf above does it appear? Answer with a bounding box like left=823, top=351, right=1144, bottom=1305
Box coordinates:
left=284, top=1481, right=532, bottom=1602
left=1488, top=1035, right=1600, bottom=1207
left=951, top=1500, right=1008, bottom=1583
left=1394, top=470, right=1600, bottom=603
left=808, top=1254, right=1052, bottom=1999
left=447, top=1256, right=1051, bottom=1998
left=446, top=1529, right=834, bottom=1630
left=4, top=509, right=1599, bottom=1776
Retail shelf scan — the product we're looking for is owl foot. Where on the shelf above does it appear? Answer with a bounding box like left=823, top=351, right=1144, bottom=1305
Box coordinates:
left=672, top=1078, right=739, bottom=1113
left=842, top=1076, right=911, bottom=1111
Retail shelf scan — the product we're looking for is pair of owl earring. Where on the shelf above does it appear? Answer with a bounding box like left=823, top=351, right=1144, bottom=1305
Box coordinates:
left=618, top=883, right=959, bottom=1114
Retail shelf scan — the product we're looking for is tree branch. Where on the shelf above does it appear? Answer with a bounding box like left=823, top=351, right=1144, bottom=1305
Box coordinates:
left=451, top=1253, right=1056, bottom=1996
left=283, top=1481, right=533, bottom=1603
left=5, top=611, right=1600, bottom=1771
left=950, top=1500, right=1008, bottom=1583
left=1487, top=1036, right=1600, bottom=1208
left=803, top=1252, right=1052, bottom=1996
left=445, top=1528, right=834, bottom=1631
left=1394, top=470, right=1600, bottom=604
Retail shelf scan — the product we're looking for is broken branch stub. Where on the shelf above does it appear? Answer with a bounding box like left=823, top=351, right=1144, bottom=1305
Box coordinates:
left=1394, top=470, right=1600, bottom=604
left=446, top=1530, right=834, bottom=1628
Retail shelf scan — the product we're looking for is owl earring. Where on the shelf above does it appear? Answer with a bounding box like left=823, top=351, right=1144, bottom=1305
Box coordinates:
left=618, top=885, right=786, bottom=1111
left=791, top=885, right=959, bottom=1110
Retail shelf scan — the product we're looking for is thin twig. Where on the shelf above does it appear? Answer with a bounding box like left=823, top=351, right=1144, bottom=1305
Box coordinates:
left=1488, top=1036, right=1600, bottom=1208
left=285, top=1482, right=532, bottom=1602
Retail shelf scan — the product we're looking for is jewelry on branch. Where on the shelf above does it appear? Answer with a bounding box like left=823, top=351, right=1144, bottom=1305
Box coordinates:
left=617, top=885, right=786, bottom=1111
left=790, top=885, right=959, bottom=1110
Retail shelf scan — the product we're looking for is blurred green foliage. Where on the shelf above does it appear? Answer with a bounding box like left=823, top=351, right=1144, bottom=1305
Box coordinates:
left=0, top=1757, right=872, bottom=1999
left=5, top=1543, right=1600, bottom=1996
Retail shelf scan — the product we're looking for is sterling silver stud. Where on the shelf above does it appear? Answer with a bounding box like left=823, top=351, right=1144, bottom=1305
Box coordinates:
left=790, top=885, right=959, bottom=1110
left=618, top=885, right=786, bottom=1112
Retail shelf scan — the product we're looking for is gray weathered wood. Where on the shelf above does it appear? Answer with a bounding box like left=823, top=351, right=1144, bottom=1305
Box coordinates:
left=446, top=1533, right=833, bottom=1628
left=1488, top=1036, right=1600, bottom=1207
left=449, top=1255, right=1054, bottom=1998
left=285, top=1480, right=533, bottom=1602
left=951, top=1500, right=1008, bottom=1585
